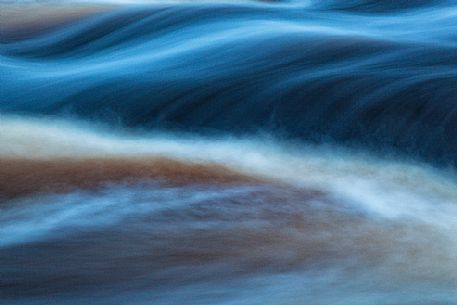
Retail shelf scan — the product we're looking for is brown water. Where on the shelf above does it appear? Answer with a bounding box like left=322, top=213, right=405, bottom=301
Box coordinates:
left=1, top=117, right=457, bottom=304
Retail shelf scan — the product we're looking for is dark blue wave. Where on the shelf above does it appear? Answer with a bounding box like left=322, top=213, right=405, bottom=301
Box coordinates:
left=314, top=0, right=450, bottom=12
left=1, top=1, right=457, bottom=165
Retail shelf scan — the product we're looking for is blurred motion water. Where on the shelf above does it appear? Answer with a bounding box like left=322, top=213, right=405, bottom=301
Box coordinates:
left=1, top=1, right=457, bottom=304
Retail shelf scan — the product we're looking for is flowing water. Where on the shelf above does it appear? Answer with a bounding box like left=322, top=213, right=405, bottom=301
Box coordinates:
left=1, top=1, right=457, bottom=304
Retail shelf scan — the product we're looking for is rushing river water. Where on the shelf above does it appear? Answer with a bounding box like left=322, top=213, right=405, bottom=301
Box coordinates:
left=1, top=1, right=457, bottom=304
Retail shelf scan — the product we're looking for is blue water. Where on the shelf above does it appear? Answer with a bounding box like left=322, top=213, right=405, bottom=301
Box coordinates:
left=2, top=1, right=457, bottom=304
left=2, top=0, right=457, bottom=165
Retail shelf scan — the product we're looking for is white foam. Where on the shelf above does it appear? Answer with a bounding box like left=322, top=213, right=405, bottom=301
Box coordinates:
left=1, top=115, right=457, bottom=225
left=0, top=182, right=258, bottom=247
left=2, top=115, right=457, bottom=300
